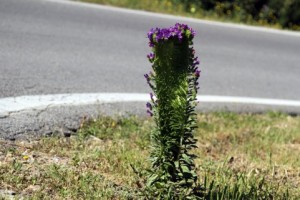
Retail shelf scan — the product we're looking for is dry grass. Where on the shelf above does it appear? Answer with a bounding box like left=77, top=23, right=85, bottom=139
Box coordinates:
left=0, top=112, right=299, bottom=199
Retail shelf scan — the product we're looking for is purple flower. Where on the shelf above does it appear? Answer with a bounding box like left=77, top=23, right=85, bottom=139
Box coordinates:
left=191, top=29, right=196, bottom=37
left=195, top=69, right=200, bottom=78
left=147, top=23, right=196, bottom=46
left=155, top=31, right=161, bottom=42
left=191, top=48, right=195, bottom=55
left=193, top=60, right=200, bottom=66
left=149, top=41, right=154, bottom=47
left=147, top=110, right=153, bottom=117
left=144, top=73, right=154, bottom=88
left=147, top=53, right=155, bottom=59
left=192, top=56, right=200, bottom=67
left=147, top=28, right=155, bottom=40
left=147, top=53, right=155, bottom=62
left=145, top=72, right=155, bottom=87
left=146, top=102, right=152, bottom=110
left=144, top=73, right=150, bottom=81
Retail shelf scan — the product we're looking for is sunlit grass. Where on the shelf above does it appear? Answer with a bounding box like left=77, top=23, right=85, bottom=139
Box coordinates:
left=0, top=112, right=299, bottom=199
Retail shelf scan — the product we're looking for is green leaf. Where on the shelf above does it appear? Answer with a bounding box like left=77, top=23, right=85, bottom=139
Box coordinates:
left=181, top=165, right=190, bottom=174
left=182, top=153, right=192, bottom=165
left=146, top=174, right=158, bottom=187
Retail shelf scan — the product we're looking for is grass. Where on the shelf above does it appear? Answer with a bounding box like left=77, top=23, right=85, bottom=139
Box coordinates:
left=77, top=0, right=298, bottom=31
left=0, top=112, right=299, bottom=199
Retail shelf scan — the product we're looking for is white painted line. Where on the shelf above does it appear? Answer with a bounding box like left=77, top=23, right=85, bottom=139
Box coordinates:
left=0, top=93, right=148, bottom=114
left=199, top=96, right=300, bottom=106
left=1, top=93, right=300, bottom=114
left=45, top=0, right=300, bottom=37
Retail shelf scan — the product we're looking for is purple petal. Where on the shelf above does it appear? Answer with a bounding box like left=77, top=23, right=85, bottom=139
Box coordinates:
left=146, top=102, right=152, bottom=110
left=147, top=110, right=153, bottom=117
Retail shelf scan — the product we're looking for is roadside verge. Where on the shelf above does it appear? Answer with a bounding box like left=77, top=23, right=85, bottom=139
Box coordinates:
left=1, top=93, right=300, bottom=140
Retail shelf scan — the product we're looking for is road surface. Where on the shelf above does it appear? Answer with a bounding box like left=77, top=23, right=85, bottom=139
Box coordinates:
left=1, top=0, right=300, bottom=99
left=0, top=0, right=300, bottom=139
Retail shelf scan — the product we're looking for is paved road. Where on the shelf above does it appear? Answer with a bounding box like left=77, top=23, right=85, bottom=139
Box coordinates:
left=1, top=0, right=300, bottom=139
left=1, top=0, right=300, bottom=101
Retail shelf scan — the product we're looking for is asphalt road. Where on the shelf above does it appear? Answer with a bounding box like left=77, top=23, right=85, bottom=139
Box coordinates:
left=1, top=0, right=300, bottom=100
left=1, top=0, right=300, bottom=139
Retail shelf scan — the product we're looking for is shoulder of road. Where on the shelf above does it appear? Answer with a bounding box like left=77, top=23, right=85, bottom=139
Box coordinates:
left=1, top=93, right=300, bottom=140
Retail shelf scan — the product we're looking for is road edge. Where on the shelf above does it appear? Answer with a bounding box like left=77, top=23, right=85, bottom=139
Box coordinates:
left=45, top=0, right=300, bottom=37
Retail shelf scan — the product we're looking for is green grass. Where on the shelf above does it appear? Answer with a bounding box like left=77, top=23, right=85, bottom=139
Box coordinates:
left=0, top=112, right=299, bottom=199
left=78, top=0, right=298, bottom=30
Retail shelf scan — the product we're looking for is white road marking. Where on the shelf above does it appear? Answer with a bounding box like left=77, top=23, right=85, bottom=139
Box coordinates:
left=1, top=93, right=300, bottom=114
left=45, top=0, right=300, bottom=37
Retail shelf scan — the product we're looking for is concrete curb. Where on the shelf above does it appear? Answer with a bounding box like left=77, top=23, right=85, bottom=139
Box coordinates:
left=1, top=93, right=300, bottom=140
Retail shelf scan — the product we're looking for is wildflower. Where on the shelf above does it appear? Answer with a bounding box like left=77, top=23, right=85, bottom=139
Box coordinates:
left=144, top=73, right=150, bottom=82
left=195, top=69, right=201, bottom=78
left=147, top=28, right=155, bottom=40
left=147, top=53, right=155, bottom=62
left=23, top=155, right=29, bottom=160
left=147, top=110, right=153, bottom=117
left=193, top=61, right=200, bottom=66
left=144, top=23, right=201, bottom=198
left=149, top=41, right=154, bottom=47
left=146, top=102, right=152, bottom=110
left=147, top=23, right=196, bottom=47
left=193, top=57, right=200, bottom=66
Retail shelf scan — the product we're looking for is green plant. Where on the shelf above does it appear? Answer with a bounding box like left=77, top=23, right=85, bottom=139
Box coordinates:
left=142, top=23, right=202, bottom=199
left=80, top=0, right=300, bottom=30
left=280, top=0, right=300, bottom=29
